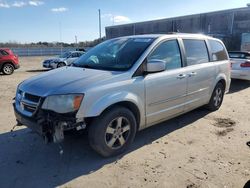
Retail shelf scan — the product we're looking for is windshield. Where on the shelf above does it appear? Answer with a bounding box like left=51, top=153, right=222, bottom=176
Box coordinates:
left=59, top=52, right=71, bottom=58
left=73, top=37, right=154, bottom=71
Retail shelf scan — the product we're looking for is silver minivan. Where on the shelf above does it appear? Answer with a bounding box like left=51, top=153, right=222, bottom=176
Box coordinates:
left=13, top=34, right=231, bottom=157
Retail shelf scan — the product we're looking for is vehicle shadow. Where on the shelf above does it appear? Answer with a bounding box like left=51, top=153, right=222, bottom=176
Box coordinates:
left=26, top=69, right=50, bottom=73
left=229, top=79, right=250, bottom=94
left=0, top=108, right=209, bottom=187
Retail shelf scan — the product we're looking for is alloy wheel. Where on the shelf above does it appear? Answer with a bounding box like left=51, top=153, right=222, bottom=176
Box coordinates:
left=105, top=116, right=131, bottom=149
left=213, top=87, right=222, bottom=107
left=3, top=64, right=13, bottom=75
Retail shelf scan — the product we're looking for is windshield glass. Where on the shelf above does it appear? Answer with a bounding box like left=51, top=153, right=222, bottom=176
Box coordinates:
left=59, top=52, right=71, bottom=58
left=73, top=37, right=154, bottom=71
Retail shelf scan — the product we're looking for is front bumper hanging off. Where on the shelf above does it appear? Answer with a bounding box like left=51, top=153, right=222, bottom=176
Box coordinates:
left=13, top=103, right=86, bottom=143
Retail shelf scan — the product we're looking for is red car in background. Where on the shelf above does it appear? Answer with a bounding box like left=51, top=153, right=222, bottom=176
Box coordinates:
left=0, top=48, right=20, bottom=75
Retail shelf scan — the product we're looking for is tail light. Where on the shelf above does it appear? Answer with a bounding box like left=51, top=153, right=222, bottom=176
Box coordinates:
left=240, top=61, right=250, bottom=68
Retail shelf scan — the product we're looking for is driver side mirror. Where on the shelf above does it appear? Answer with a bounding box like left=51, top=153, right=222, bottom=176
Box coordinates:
left=146, top=59, right=165, bottom=73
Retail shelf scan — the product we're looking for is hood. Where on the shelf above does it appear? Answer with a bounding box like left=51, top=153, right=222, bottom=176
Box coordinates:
left=19, top=67, right=124, bottom=97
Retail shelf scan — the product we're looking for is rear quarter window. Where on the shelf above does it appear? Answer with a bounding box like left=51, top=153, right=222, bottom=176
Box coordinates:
left=208, top=40, right=228, bottom=61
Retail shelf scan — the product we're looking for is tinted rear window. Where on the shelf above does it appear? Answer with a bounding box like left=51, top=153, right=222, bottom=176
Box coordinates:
left=209, top=40, right=228, bottom=61
left=229, top=52, right=250, bottom=59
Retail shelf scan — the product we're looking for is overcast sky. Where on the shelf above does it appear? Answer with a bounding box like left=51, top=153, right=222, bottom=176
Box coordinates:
left=0, top=0, right=249, bottom=43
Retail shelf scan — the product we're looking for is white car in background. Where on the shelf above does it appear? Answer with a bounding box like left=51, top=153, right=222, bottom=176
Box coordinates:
left=229, top=51, right=250, bottom=80
left=43, top=51, right=84, bottom=69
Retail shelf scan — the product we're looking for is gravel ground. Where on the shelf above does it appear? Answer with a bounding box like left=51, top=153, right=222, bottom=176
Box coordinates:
left=0, top=56, right=249, bottom=188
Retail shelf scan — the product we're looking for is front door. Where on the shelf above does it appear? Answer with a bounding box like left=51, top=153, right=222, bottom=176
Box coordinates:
left=145, top=39, right=188, bottom=126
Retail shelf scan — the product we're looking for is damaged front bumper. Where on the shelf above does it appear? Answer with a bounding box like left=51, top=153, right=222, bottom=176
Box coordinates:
left=13, top=103, right=86, bottom=143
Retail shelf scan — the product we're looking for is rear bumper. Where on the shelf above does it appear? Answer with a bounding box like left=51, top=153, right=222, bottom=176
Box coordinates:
left=14, top=63, right=20, bottom=69
left=231, top=70, right=250, bottom=81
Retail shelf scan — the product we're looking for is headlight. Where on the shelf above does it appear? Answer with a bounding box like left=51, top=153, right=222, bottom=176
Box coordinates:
left=42, top=94, right=84, bottom=113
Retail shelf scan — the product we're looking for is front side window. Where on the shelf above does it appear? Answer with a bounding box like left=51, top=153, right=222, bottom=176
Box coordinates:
left=71, top=53, right=79, bottom=58
left=59, top=52, right=71, bottom=58
left=183, top=39, right=209, bottom=66
left=74, top=38, right=154, bottom=71
left=209, top=40, right=228, bottom=61
left=148, top=40, right=182, bottom=70
left=77, top=53, right=83, bottom=57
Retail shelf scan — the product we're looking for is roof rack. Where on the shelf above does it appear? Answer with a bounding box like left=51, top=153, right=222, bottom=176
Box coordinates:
left=167, top=32, right=205, bottom=35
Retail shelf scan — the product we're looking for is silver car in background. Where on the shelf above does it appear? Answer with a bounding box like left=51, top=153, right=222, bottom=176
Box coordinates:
left=14, top=34, right=230, bottom=157
left=229, top=51, right=250, bottom=80
left=43, top=51, right=84, bottom=69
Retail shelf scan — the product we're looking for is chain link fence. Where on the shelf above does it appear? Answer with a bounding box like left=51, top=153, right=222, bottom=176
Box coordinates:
left=11, top=47, right=77, bottom=56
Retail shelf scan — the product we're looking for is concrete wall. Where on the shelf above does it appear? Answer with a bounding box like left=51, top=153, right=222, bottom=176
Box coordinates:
left=105, top=7, right=250, bottom=51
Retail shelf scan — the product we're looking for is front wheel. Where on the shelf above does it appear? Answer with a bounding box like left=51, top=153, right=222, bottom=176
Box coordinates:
left=206, top=82, right=225, bottom=111
left=57, top=62, right=66, bottom=68
left=88, top=106, right=137, bottom=157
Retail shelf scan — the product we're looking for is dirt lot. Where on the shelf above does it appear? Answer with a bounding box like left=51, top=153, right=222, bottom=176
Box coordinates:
left=0, top=56, right=249, bottom=188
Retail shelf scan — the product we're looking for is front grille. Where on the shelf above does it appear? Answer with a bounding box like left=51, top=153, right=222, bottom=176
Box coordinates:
left=16, top=90, right=42, bottom=117
left=25, top=93, right=40, bottom=103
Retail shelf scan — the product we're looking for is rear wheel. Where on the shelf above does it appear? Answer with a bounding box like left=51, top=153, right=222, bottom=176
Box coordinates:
left=88, top=106, right=137, bottom=157
left=57, top=62, right=66, bottom=68
left=2, top=63, right=14, bottom=75
left=206, top=82, right=225, bottom=111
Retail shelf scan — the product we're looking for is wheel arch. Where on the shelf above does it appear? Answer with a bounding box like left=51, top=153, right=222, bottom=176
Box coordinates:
left=57, top=61, right=67, bottom=67
left=101, top=101, right=141, bottom=130
left=217, top=79, right=226, bottom=90
left=0, top=61, right=15, bottom=70
left=82, top=92, right=144, bottom=131
left=212, top=74, right=228, bottom=94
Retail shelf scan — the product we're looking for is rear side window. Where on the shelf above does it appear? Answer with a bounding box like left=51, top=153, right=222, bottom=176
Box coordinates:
left=0, top=50, right=9, bottom=56
left=148, top=40, right=182, bottom=70
left=183, top=39, right=209, bottom=66
left=209, top=40, right=228, bottom=61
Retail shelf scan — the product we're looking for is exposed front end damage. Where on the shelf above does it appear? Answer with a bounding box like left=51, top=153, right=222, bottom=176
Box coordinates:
left=13, top=90, right=86, bottom=144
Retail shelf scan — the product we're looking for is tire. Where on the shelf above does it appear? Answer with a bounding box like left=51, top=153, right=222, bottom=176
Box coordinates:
left=88, top=106, right=137, bottom=157
left=206, top=82, right=225, bottom=111
left=57, top=62, right=66, bottom=68
left=2, top=63, right=14, bottom=75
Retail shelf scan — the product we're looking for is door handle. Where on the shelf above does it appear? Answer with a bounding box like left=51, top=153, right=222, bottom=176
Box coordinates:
left=188, top=72, right=197, bottom=77
left=177, top=74, right=186, bottom=79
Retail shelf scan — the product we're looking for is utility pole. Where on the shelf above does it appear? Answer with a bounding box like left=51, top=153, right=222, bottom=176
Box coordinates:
left=75, top=35, right=78, bottom=47
left=59, top=21, right=62, bottom=55
left=98, top=9, right=101, bottom=39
